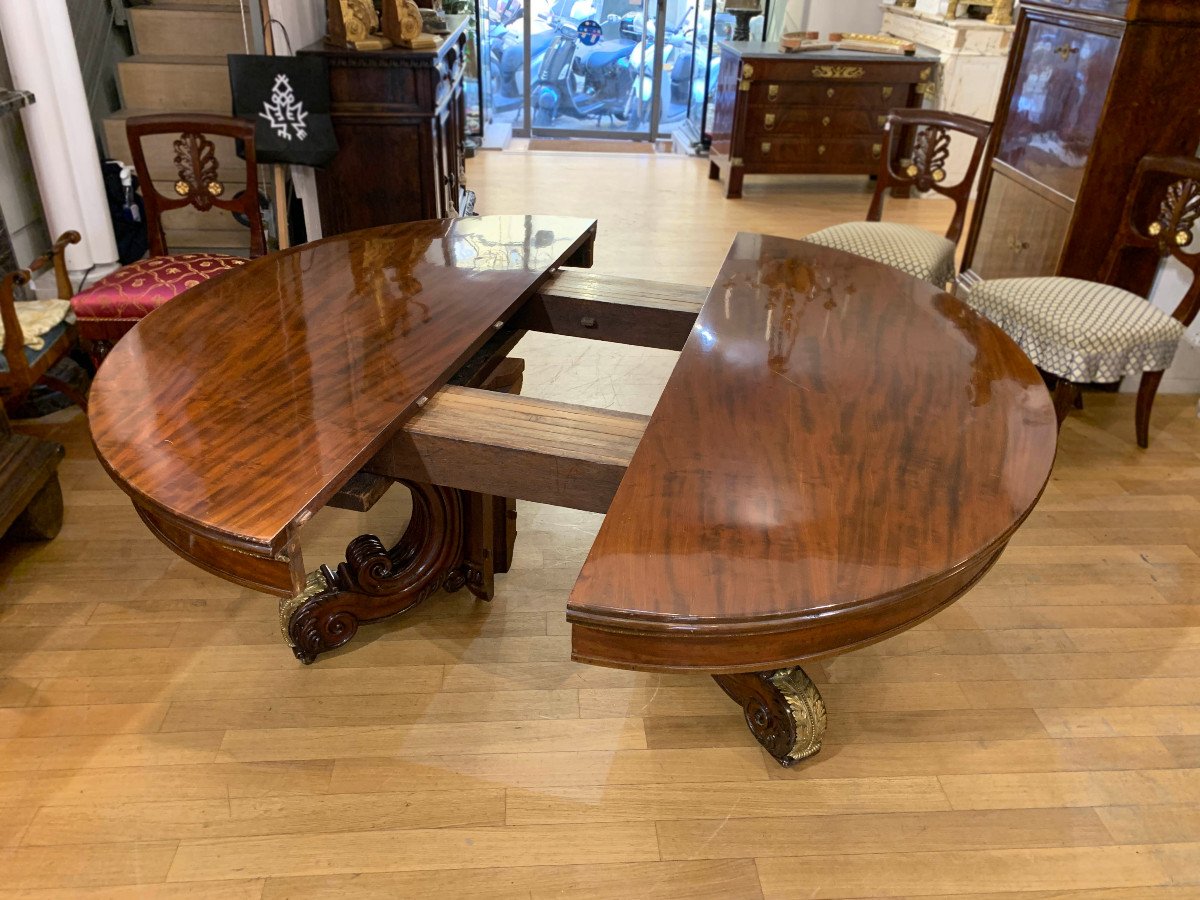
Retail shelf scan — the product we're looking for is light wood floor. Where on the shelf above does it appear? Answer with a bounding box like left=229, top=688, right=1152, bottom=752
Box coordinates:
left=2, top=151, right=1199, bottom=898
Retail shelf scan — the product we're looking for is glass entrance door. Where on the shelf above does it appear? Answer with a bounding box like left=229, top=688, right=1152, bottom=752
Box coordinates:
left=486, top=0, right=702, bottom=141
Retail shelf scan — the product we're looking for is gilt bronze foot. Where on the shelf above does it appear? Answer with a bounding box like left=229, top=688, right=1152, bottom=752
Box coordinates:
left=713, top=667, right=828, bottom=766
left=279, top=480, right=503, bottom=664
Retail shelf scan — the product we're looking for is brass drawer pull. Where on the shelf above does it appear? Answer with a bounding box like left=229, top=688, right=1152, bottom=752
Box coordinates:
left=1054, top=45, right=1079, bottom=60
left=764, top=113, right=776, bottom=130
left=872, top=143, right=882, bottom=160
left=822, top=116, right=831, bottom=127
left=881, top=86, right=894, bottom=100
left=762, top=141, right=772, bottom=154
left=768, top=84, right=780, bottom=101
left=1008, top=236, right=1031, bottom=253
left=826, top=87, right=835, bottom=99
left=818, top=145, right=826, bottom=156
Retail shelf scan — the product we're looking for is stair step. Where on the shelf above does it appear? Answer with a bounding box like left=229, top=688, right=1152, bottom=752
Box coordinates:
left=118, top=55, right=231, bottom=113
left=130, top=5, right=252, bottom=57
left=150, top=0, right=246, bottom=8
left=102, top=110, right=247, bottom=185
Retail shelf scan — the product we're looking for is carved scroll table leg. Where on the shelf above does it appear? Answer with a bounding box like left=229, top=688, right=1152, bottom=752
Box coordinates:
left=280, top=480, right=493, bottom=664
left=713, top=667, right=828, bottom=766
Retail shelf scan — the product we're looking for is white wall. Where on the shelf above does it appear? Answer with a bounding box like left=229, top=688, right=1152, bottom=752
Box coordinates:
left=783, top=0, right=883, bottom=37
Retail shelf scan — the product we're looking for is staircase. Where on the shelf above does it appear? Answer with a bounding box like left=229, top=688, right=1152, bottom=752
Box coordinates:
left=102, top=0, right=254, bottom=254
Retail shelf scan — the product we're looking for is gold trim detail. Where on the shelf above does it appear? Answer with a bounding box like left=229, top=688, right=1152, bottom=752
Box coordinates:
left=279, top=569, right=334, bottom=646
left=739, top=63, right=754, bottom=92
left=881, top=86, right=894, bottom=99
left=919, top=67, right=932, bottom=82
left=770, top=668, right=827, bottom=763
left=812, top=65, right=865, bottom=80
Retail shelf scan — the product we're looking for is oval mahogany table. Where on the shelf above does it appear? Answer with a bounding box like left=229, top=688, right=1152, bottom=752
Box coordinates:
left=88, top=216, right=1058, bottom=767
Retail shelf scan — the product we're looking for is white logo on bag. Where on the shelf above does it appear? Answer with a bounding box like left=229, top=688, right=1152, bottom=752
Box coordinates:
left=260, top=74, right=309, bottom=141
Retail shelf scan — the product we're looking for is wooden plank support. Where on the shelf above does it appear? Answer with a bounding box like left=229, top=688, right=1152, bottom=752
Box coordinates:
left=516, top=270, right=708, bottom=351
left=366, top=385, right=648, bottom=514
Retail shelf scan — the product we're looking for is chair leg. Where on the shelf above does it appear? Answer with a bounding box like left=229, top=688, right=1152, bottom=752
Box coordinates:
left=40, top=374, right=88, bottom=414
left=1135, top=370, right=1165, bottom=450
left=1050, top=378, right=1080, bottom=431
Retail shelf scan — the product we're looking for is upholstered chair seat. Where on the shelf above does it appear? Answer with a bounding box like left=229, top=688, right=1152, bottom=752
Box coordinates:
left=800, top=109, right=992, bottom=289
left=71, top=253, right=246, bottom=321
left=962, top=154, right=1200, bottom=448
left=804, top=222, right=957, bottom=287
left=0, top=322, right=71, bottom=374
left=967, top=277, right=1185, bottom=383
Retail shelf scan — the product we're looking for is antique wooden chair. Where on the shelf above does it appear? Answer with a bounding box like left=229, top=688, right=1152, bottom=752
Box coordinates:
left=1, top=231, right=89, bottom=414
left=967, top=155, right=1200, bottom=448
left=70, top=113, right=267, bottom=359
left=804, top=108, right=992, bottom=287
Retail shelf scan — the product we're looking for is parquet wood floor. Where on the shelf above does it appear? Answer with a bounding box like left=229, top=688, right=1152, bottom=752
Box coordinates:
left=0, top=151, right=1197, bottom=897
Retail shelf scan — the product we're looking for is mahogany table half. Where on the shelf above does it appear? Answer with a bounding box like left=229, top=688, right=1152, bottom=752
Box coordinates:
left=89, top=214, right=1058, bottom=766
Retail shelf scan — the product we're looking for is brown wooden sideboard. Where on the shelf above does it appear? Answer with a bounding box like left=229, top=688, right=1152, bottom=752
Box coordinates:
left=707, top=44, right=939, bottom=198
left=301, top=17, right=474, bottom=238
left=959, top=0, right=1200, bottom=295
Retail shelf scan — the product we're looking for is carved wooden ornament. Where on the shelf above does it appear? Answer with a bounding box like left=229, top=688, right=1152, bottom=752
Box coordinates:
left=172, top=132, right=223, bottom=211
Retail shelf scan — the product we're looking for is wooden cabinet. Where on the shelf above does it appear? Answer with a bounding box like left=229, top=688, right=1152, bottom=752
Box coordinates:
left=961, top=0, right=1200, bottom=291
left=301, top=18, right=475, bottom=238
left=707, top=44, right=938, bottom=199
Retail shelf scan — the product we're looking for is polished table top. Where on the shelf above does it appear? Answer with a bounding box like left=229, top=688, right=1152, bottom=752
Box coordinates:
left=89, top=215, right=597, bottom=581
left=567, top=232, right=1058, bottom=668
left=89, top=219, right=1057, bottom=673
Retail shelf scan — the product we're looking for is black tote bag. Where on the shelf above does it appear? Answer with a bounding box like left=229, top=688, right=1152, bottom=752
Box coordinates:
left=228, top=54, right=339, bottom=167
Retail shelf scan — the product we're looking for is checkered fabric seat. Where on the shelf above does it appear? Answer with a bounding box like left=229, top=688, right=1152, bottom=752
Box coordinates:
left=966, top=277, right=1185, bottom=383
left=803, top=222, right=958, bottom=287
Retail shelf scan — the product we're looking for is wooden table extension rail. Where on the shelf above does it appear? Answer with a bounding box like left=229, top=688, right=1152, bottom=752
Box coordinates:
left=89, top=216, right=1058, bottom=766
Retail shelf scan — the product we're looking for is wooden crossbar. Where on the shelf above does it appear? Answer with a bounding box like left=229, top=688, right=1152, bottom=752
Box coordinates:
left=517, top=270, right=709, bottom=351
left=364, top=386, right=648, bottom=514
left=329, top=273, right=703, bottom=514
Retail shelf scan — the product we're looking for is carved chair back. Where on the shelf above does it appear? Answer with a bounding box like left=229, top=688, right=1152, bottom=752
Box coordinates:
left=867, top=108, right=992, bottom=244
left=1101, top=154, right=1200, bottom=329
left=125, top=114, right=266, bottom=259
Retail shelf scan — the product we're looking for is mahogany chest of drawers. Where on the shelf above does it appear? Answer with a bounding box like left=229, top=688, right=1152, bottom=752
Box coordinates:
left=707, top=44, right=939, bottom=199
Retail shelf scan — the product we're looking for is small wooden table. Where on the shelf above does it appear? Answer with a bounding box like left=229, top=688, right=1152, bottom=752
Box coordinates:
left=89, top=215, right=1057, bottom=765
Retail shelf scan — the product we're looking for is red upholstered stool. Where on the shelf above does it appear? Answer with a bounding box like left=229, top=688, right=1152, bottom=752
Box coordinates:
left=72, top=254, right=246, bottom=350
